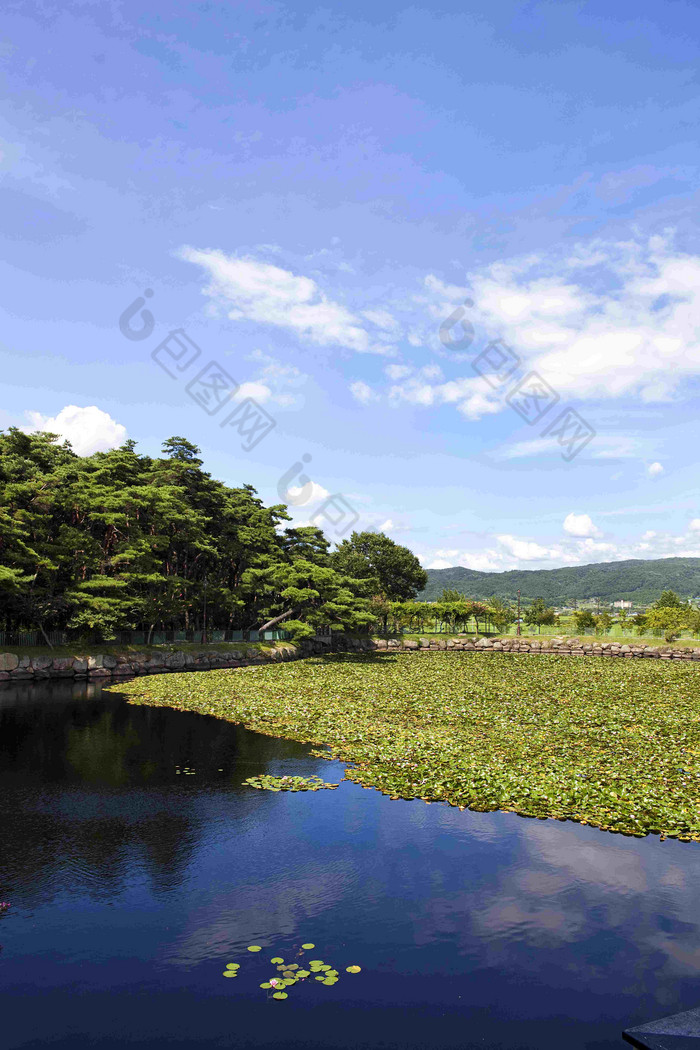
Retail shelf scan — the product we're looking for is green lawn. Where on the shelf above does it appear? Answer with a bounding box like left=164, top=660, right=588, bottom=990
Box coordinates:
left=112, top=651, right=700, bottom=842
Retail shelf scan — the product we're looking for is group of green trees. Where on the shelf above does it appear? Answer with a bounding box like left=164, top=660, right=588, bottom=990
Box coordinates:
left=571, top=590, right=700, bottom=641
left=0, top=429, right=427, bottom=643
left=5, top=428, right=698, bottom=647
left=371, top=591, right=558, bottom=636
left=629, top=590, right=700, bottom=642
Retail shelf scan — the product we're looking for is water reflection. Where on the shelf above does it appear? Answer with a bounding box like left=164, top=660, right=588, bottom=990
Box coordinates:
left=1, top=680, right=699, bottom=1050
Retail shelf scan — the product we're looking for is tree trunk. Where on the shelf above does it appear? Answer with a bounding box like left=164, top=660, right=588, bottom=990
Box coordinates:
left=38, top=623, right=54, bottom=649
left=258, top=608, right=299, bottom=632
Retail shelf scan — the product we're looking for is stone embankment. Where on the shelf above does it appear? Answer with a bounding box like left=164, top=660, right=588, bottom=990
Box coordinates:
left=2, top=634, right=699, bottom=683
left=354, top=636, right=700, bottom=660
left=0, top=638, right=331, bottom=683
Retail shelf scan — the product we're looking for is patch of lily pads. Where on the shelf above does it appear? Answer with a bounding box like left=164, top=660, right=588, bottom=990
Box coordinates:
left=221, top=942, right=361, bottom=1001
left=243, top=774, right=339, bottom=792
left=113, top=652, right=700, bottom=842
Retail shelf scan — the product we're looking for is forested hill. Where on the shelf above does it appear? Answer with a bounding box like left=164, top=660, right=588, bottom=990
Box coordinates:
left=420, top=558, right=700, bottom=606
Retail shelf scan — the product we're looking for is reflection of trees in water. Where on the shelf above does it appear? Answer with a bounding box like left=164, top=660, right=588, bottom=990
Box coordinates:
left=0, top=681, right=312, bottom=908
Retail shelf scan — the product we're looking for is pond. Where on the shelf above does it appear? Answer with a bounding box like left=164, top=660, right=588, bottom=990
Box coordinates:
left=1, top=679, right=699, bottom=1050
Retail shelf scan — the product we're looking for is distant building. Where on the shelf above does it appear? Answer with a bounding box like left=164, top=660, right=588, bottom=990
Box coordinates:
left=612, top=600, right=633, bottom=609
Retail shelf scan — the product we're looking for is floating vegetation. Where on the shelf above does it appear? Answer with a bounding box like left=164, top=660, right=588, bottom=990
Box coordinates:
left=242, top=774, right=339, bottom=792
left=116, top=652, right=700, bottom=842
left=247, top=945, right=261, bottom=952
left=220, top=941, right=363, bottom=1002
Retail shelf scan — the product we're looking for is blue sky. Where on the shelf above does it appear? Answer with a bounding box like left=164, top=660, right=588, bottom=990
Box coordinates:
left=2, top=0, right=700, bottom=571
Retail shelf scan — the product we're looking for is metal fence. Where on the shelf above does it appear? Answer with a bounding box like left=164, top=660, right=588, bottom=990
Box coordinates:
left=0, top=628, right=291, bottom=648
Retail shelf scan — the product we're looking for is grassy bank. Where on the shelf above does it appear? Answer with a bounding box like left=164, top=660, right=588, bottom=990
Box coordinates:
left=0, top=640, right=280, bottom=658
left=112, top=651, right=700, bottom=842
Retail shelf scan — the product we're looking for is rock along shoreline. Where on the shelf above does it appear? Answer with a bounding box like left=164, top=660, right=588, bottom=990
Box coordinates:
left=1, top=633, right=699, bottom=683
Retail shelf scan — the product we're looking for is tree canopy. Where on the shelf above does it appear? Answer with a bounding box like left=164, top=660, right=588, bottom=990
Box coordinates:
left=0, top=429, right=374, bottom=642
left=330, top=530, right=427, bottom=601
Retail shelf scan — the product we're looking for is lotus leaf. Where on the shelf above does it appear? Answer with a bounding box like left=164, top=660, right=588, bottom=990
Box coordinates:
left=117, top=652, right=700, bottom=841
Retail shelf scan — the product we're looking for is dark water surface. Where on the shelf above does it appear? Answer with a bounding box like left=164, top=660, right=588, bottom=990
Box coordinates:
left=1, top=680, right=699, bottom=1050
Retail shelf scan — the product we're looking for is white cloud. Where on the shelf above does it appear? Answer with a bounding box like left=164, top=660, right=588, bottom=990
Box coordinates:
left=362, top=308, right=399, bottom=332
left=496, top=534, right=559, bottom=561
left=414, top=233, right=700, bottom=420
left=422, top=516, right=700, bottom=575
left=232, top=380, right=273, bottom=404
left=244, top=350, right=306, bottom=407
left=563, top=512, right=601, bottom=538
left=388, top=372, right=502, bottom=419
left=385, top=364, right=413, bottom=380
left=497, top=433, right=641, bottom=462
left=349, top=380, right=378, bottom=404
left=23, top=405, right=127, bottom=456
left=181, top=247, right=393, bottom=355
left=379, top=518, right=394, bottom=532
left=647, top=461, right=664, bottom=477
left=286, top=481, right=330, bottom=505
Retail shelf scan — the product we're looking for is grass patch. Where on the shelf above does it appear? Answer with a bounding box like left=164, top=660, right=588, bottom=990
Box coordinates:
left=111, top=652, right=700, bottom=842
left=0, top=641, right=281, bottom=658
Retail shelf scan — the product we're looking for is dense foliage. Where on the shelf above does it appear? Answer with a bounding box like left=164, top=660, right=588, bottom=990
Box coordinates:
left=628, top=590, right=700, bottom=642
left=330, top=531, right=427, bottom=601
left=0, top=429, right=383, bottom=642
left=422, top=558, right=700, bottom=604
left=116, top=652, right=700, bottom=842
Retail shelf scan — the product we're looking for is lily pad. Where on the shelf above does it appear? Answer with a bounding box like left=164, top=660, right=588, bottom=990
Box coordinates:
left=301, top=942, right=315, bottom=949
left=315, top=975, right=326, bottom=981
left=323, top=978, right=337, bottom=986
left=272, top=991, right=288, bottom=1000
left=297, top=970, right=311, bottom=979
left=270, top=957, right=284, bottom=964
left=346, top=965, right=361, bottom=973
left=247, top=945, right=262, bottom=952
left=225, top=963, right=240, bottom=970
left=116, top=652, right=700, bottom=842
left=308, top=960, right=324, bottom=966
left=260, top=982, right=272, bottom=989
left=222, top=971, right=237, bottom=977
left=243, top=774, right=339, bottom=792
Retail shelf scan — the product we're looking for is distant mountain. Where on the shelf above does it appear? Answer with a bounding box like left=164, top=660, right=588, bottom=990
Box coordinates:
left=420, top=557, right=700, bottom=606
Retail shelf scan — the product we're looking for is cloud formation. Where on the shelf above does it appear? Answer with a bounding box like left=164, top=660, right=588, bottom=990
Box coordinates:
left=563, top=513, right=601, bottom=538
left=181, top=247, right=394, bottom=355
left=23, top=405, right=127, bottom=456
